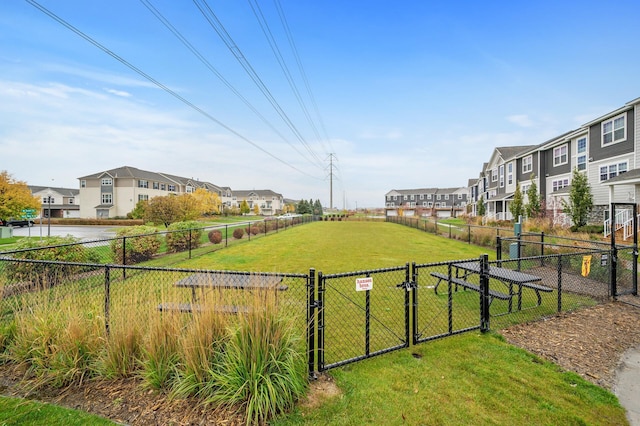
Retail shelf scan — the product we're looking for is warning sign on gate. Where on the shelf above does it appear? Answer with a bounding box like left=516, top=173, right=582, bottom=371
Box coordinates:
left=356, top=277, right=373, bottom=292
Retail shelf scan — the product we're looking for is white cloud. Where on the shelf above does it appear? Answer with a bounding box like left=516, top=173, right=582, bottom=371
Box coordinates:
left=105, top=88, right=132, bottom=97
left=507, top=114, right=534, bottom=127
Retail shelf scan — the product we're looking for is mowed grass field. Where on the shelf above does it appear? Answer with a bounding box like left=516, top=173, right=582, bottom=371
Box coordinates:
left=0, top=221, right=628, bottom=425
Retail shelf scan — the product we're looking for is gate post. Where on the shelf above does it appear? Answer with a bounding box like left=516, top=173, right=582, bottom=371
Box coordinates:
left=104, top=265, right=111, bottom=336
left=411, top=262, right=418, bottom=346
left=317, top=271, right=325, bottom=372
left=496, top=236, right=502, bottom=267
left=307, top=268, right=317, bottom=379
left=479, top=254, right=490, bottom=332
left=404, top=263, right=411, bottom=347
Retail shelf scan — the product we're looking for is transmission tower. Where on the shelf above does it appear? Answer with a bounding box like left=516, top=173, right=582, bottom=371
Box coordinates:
left=327, top=153, right=337, bottom=209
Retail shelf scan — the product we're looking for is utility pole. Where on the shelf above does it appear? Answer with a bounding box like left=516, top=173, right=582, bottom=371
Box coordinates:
left=327, top=153, right=336, bottom=210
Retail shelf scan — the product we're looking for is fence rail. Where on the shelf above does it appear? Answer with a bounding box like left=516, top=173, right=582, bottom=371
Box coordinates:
left=0, top=238, right=627, bottom=378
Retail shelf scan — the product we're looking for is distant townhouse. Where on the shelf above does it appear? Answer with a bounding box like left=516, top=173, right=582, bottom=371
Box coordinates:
left=231, top=190, right=285, bottom=216
left=29, top=186, right=80, bottom=219
left=385, top=187, right=467, bottom=218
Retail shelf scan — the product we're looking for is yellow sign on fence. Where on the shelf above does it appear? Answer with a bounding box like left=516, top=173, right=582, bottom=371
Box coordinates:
left=581, top=255, right=592, bottom=277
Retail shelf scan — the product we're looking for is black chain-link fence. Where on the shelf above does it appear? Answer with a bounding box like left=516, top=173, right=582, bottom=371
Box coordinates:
left=0, top=243, right=624, bottom=377
left=0, top=215, right=316, bottom=268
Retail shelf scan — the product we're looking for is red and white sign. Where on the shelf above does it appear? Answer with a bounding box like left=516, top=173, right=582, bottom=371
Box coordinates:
left=356, top=277, right=373, bottom=292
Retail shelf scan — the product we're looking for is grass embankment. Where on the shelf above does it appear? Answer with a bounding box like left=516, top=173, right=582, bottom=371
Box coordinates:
left=0, top=221, right=628, bottom=425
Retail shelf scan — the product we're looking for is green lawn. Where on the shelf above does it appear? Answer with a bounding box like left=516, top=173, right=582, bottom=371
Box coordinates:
left=0, top=221, right=628, bottom=425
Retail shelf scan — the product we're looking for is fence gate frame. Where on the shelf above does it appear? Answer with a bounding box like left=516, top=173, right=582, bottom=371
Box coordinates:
left=610, top=202, right=638, bottom=297
left=312, top=264, right=412, bottom=374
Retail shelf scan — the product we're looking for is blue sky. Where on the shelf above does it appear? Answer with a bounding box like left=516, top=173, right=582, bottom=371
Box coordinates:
left=1, top=1, right=639, bottom=208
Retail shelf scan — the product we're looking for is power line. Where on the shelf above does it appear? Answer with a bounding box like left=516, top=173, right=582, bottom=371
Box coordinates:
left=247, top=0, right=324, bottom=162
left=25, top=0, right=321, bottom=180
left=139, top=0, right=320, bottom=170
left=273, top=0, right=334, bottom=156
left=193, top=0, right=324, bottom=170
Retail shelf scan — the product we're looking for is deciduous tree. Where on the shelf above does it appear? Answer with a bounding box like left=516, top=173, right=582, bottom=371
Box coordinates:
left=509, top=183, right=524, bottom=221
left=562, top=168, right=593, bottom=228
left=0, top=171, right=41, bottom=221
left=525, top=175, right=541, bottom=218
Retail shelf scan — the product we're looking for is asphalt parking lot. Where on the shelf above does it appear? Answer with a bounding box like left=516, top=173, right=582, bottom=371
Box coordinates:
left=8, top=224, right=118, bottom=241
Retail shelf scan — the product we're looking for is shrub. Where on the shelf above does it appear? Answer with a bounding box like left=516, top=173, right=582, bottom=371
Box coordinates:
left=165, top=221, right=202, bottom=253
left=233, top=228, right=244, bottom=240
left=110, top=226, right=161, bottom=264
left=5, top=236, right=101, bottom=289
left=208, top=229, right=223, bottom=244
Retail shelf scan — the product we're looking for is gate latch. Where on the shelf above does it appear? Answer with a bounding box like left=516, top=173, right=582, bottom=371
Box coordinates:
left=396, top=281, right=416, bottom=291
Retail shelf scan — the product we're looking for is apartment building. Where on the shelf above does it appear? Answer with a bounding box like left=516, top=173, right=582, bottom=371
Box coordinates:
left=385, top=187, right=467, bottom=218
left=77, top=166, right=285, bottom=218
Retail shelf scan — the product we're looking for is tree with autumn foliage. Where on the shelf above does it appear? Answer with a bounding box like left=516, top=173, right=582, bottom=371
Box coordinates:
left=191, top=188, right=222, bottom=215
left=0, top=171, right=41, bottom=222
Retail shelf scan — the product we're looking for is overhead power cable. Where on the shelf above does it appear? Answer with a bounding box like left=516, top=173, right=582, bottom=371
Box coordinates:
left=138, top=0, right=319, bottom=169
left=25, top=0, right=322, bottom=180
left=273, top=0, right=334, bottom=156
left=247, top=0, right=323, bottom=160
left=193, top=0, right=324, bottom=170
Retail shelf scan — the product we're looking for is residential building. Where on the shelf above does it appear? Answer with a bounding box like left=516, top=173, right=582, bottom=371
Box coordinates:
left=29, top=186, right=80, bottom=219
left=385, top=187, right=467, bottom=218
left=77, top=165, right=286, bottom=219
left=467, top=96, right=640, bottom=232
left=231, top=190, right=285, bottom=216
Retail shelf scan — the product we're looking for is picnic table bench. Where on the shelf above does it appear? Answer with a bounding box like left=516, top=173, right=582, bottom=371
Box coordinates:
left=431, top=272, right=511, bottom=304
left=158, top=273, right=287, bottom=314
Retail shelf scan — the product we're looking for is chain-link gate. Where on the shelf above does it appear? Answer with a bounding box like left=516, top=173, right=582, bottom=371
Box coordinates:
left=315, top=265, right=411, bottom=372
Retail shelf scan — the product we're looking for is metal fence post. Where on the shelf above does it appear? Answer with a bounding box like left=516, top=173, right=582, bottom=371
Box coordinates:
left=468, top=225, right=471, bottom=244
left=317, top=271, right=325, bottom=372
left=307, top=268, right=317, bottom=379
left=496, top=236, right=502, bottom=267
left=188, top=229, right=192, bottom=259
left=479, top=254, right=490, bottom=332
left=540, top=232, right=545, bottom=266
left=404, top=263, right=411, bottom=347
left=225, top=225, right=228, bottom=247
left=411, top=262, right=418, bottom=345
left=104, top=265, right=111, bottom=336
left=557, top=254, right=562, bottom=312
left=121, top=236, right=127, bottom=280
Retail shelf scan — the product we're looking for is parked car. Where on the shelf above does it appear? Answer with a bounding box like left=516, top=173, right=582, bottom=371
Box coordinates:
left=0, top=218, right=35, bottom=227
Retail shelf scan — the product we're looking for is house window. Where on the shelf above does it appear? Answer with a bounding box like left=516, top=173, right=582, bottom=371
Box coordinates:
left=101, top=193, right=112, bottom=204
left=427, top=194, right=432, bottom=199
left=419, top=194, right=424, bottom=200
left=186, top=186, right=194, bottom=193
left=138, top=180, right=148, bottom=188
left=68, top=198, right=74, bottom=204
left=553, top=145, right=568, bottom=166
left=436, top=194, right=441, bottom=200
left=576, top=137, right=587, bottom=171
left=599, top=161, right=628, bottom=182
left=80, top=180, right=86, bottom=188
left=522, top=155, right=533, bottom=174
left=552, top=179, right=570, bottom=192
left=101, top=178, right=112, bottom=186
left=410, top=195, right=414, bottom=200
left=168, top=185, right=176, bottom=192
left=153, top=182, right=159, bottom=190
left=427, top=202, right=433, bottom=207
left=138, top=194, right=149, bottom=202
left=458, top=194, right=463, bottom=199
left=602, top=114, right=626, bottom=145
left=43, top=196, right=55, bottom=204
left=492, top=168, right=498, bottom=182
left=435, top=202, right=441, bottom=208
left=160, top=183, right=166, bottom=191
left=499, top=165, right=505, bottom=188
left=444, top=194, right=449, bottom=200
left=507, top=163, right=513, bottom=185
left=522, top=184, right=530, bottom=193
left=422, top=202, right=428, bottom=207
left=403, top=195, right=408, bottom=200
left=393, top=195, right=397, bottom=200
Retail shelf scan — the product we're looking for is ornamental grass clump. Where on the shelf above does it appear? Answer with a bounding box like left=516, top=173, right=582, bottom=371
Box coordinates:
left=205, top=290, right=307, bottom=425
left=8, top=294, right=104, bottom=388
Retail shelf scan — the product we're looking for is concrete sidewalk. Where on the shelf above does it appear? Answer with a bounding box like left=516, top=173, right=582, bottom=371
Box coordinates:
left=615, top=345, right=640, bottom=425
